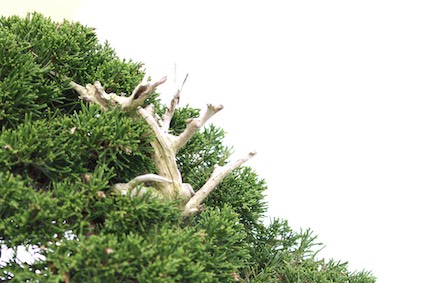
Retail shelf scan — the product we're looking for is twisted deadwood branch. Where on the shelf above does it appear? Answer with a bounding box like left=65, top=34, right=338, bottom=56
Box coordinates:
left=68, top=74, right=255, bottom=216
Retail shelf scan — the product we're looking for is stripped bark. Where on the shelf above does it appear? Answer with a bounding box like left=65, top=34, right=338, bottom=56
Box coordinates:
left=69, top=75, right=255, bottom=216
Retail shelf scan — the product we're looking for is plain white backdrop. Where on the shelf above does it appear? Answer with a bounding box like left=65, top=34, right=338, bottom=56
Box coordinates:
left=2, top=1, right=425, bottom=282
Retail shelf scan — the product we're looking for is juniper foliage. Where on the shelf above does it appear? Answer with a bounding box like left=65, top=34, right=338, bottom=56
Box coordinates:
left=0, top=13, right=376, bottom=282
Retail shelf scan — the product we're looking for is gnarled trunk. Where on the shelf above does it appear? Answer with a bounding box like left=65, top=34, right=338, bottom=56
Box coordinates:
left=68, top=74, right=255, bottom=216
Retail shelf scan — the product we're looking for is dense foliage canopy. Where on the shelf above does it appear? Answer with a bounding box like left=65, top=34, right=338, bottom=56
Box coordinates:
left=0, top=13, right=375, bottom=282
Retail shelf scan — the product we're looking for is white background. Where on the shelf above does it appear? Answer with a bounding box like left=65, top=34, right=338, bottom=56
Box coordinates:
left=3, top=1, right=425, bottom=282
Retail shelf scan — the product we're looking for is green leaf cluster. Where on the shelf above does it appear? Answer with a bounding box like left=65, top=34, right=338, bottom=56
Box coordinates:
left=0, top=13, right=375, bottom=282
left=0, top=12, right=154, bottom=128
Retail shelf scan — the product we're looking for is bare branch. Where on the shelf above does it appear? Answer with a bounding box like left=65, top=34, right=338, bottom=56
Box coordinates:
left=183, top=151, right=257, bottom=216
left=112, top=173, right=172, bottom=197
left=174, top=104, right=223, bottom=152
left=63, top=71, right=257, bottom=215
left=163, top=74, right=188, bottom=132
left=70, top=81, right=109, bottom=110
left=67, top=75, right=166, bottom=112
left=69, top=81, right=88, bottom=98
left=124, top=76, right=167, bottom=111
left=138, top=106, right=164, bottom=136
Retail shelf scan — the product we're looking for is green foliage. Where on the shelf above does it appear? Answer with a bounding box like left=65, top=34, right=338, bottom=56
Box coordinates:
left=0, top=12, right=155, bottom=129
left=0, top=13, right=375, bottom=282
left=0, top=103, right=154, bottom=187
left=0, top=28, right=63, bottom=128
left=190, top=206, right=251, bottom=282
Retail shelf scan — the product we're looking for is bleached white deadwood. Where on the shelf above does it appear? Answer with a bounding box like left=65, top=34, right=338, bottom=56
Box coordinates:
left=183, top=151, right=257, bottom=216
left=162, top=74, right=188, bottom=132
left=69, top=76, right=167, bottom=111
left=174, top=104, right=224, bottom=152
left=68, top=74, right=255, bottom=215
left=112, top=174, right=171, bottom=197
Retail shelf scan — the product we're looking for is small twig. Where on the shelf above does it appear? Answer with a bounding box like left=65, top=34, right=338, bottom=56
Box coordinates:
left=163, top=73, right=188, bottom=132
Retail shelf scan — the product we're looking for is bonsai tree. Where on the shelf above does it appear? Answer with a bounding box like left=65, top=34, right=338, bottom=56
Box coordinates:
left=0, top=13, right=376, bottom=282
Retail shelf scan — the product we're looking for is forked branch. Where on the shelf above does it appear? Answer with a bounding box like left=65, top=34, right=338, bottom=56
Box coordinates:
left=68, top=73, right=255, bottom=215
